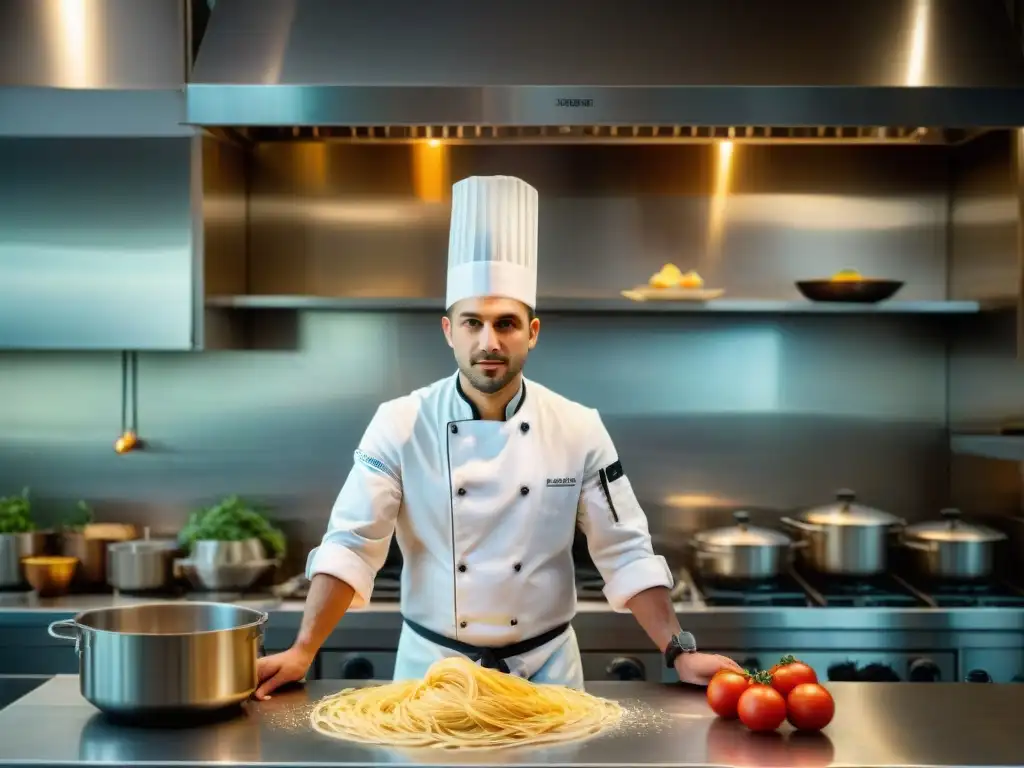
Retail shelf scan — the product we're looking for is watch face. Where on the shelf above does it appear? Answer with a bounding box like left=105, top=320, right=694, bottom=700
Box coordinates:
left=677, top=631, right=697, bottom=652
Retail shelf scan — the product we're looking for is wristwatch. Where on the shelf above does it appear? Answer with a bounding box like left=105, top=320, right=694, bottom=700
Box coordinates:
left=664, top=631, right=698, bottom=668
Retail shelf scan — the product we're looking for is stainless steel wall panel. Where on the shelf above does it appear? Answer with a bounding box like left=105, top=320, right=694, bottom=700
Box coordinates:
left=247, top=143, right=950, bottom=302
left=0, top=138, right=197, bottom=350
left=0, top=0, right=186, bottom=89
left=0, top=0, right=189, bottom=138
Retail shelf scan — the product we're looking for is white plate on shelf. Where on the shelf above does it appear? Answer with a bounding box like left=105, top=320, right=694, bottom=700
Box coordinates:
left=621, top=287, right=726, bottom=302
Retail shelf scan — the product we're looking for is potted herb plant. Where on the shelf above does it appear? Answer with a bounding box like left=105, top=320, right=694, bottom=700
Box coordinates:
left=0, top=488, right=49, bottom=588
left=178, top=495, right=286, bottom=565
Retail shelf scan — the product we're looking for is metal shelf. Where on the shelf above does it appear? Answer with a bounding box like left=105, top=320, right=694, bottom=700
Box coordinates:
left=206, top=295, right=982, bottom=315
left=951, top=435, right=1024, bottom=462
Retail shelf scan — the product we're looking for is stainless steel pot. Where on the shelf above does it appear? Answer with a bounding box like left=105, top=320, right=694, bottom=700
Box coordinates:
left=62, top=524, right=137, bottom=587
left=47, top=602, right=267, bottom=718
left=781, top=489, right=906, bottom=576
left=0, top=532, right=50, bottom=589
left=192, top=538, right=265, bottom=565
left=691, top=511, right=800, bottom=580
left=107, top=537, right=180, bottom=591
left=902, top=508, right=1006, bottom=581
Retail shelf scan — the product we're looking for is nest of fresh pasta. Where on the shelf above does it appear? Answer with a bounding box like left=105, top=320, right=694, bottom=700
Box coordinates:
left=310, top=656, right=623, bottom=749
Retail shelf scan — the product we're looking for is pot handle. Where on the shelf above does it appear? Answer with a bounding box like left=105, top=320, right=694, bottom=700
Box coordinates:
left=780, top=516, right=820, bottom=533
left=902, top=540, right=933, bottom=552
left=47, top=619, right=82, bottom=654
left=249, top=612, right=270, bottom=644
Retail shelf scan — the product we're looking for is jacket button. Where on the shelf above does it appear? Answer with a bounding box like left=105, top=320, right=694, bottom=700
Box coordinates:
left=513, top=562, right=522, bottom=572
left=520, top=422, right=530, bottom=434
left=458, top=563, right=467, bottom=573
left=450, top=424, right=459, bottom=434
left=520, top=486, right=529, bottom=496
left=457, top=487, right=467, bottom=496
left=460, top=620, right=467, bottom=629
left=510, top=618, right=518, bottom=626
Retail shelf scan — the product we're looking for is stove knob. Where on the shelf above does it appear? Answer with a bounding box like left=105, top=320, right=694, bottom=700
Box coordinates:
left=606, top=657, right=646, bottom=681
left=965, top=669, right=992, bottom=683
left=858, top=663, right=901, bottom=682
left=741, top=657, right=761, bottom=674
left=826, top=662, right=860, bottom=682
left=908, top=658, right=941, bottom=682
left=341, top=657, right=375, bottom=680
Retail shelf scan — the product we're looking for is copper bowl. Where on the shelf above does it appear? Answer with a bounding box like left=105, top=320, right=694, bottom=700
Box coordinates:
left=22, top=556, right=79, bottom=596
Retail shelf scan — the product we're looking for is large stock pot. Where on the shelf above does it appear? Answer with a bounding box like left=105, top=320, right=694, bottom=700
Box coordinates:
left=48, top=602, right=267, bottom=719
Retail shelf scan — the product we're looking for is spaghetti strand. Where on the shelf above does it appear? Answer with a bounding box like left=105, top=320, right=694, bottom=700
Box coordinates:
left=310, top=656, right=622, bottom=749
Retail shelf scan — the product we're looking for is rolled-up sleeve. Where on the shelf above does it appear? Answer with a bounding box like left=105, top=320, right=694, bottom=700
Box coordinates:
left=306, top=403, right=403, bottom=608
left=576, top=410, right=673, bottom=612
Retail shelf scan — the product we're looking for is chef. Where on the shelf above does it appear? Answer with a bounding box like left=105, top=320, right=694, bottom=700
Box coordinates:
left=255, top=175, right=742, bottom=698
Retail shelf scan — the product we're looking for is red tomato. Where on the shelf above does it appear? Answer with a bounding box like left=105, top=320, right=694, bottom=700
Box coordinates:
left=786, top=683, right=835, bottom=731
left=771, top=660, right=818, bottom=698
left=706, top=671, right=751, bottom=719
left=737, top=683, right=787, bottom=732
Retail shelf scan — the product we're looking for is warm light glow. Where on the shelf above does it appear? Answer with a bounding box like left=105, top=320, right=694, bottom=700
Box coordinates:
left=664, top=493, right=735, bottom=509
left=706, top=141, right=736, bottom=259
left=48, top=0, right=99, bottom=88
left=905, top=0, right=930, bottom=87
left=412, top=142, right=450, bottom=202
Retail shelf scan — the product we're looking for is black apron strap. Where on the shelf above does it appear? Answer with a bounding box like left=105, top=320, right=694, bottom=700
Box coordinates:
left=402, top=617, right=571, bottom=674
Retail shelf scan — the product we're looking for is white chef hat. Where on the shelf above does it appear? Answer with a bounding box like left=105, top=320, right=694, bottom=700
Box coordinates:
left=445, top=175, right=539, bottom=310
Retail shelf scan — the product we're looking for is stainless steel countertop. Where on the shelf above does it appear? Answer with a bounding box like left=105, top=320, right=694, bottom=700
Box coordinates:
left=0, top=675, right=1021, bottom=767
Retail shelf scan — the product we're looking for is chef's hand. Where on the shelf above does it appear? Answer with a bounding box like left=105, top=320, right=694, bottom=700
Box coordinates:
left=255, top=647, right=315, bottom=700
left=674, top=652, right=744, bottom=685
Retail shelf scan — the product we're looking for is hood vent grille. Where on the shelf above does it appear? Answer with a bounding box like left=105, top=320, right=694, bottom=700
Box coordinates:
left=216, top=124, right=982, bottom=146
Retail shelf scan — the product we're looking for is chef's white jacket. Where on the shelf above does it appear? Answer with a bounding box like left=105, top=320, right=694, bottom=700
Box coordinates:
left=306, top=372, right=673, bottom=688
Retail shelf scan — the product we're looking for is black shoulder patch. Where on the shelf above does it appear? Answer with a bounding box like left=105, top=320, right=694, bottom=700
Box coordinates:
left=605, top=460, right=624, bottom=483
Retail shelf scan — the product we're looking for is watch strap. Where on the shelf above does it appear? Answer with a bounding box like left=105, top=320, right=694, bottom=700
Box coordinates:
left=664, top=631, right=697, bottom=668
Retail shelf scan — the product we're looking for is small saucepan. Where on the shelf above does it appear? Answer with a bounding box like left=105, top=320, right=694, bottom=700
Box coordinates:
left=902, top=508, right=1007, bottom=581
left=691, top=511, right=801, bottom=581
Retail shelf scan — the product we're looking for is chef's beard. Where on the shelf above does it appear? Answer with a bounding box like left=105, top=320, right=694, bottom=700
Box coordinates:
left=463, top=353, right=525, bottom=394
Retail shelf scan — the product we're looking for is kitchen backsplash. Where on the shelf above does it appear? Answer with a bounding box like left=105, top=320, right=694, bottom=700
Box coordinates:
left=0, top=137, right=1016, bottom=573
left=0, top=312, right=948, bottom=572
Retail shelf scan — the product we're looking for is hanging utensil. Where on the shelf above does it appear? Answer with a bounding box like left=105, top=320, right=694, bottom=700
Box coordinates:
left=114, top=351, right=143, bottom=454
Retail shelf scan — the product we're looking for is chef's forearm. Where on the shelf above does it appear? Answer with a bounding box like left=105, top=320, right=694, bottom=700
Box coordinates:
left=626, top=586, right=682, bottom=653
left=293, top=573, right=356, bottom=659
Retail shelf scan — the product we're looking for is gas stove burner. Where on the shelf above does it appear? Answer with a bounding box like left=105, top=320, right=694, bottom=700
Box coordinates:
left=905, top=578, right=1024, bottom=608
left=690, top=572, right=811, bottom=607
left=796, top=570, right=922, bottom=608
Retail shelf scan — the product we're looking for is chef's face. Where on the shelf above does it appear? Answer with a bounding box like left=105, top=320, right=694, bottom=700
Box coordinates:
left=442, top=297, right=540, bottom=394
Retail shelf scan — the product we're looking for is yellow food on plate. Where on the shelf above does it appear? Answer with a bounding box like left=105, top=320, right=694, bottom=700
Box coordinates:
left=648, top=263, right=683, bottom=289
left=310, top=656, right=623, bottom=750
left=678, top=270, right=704, bottom=289
left=830, top=269, right=864, bottom=283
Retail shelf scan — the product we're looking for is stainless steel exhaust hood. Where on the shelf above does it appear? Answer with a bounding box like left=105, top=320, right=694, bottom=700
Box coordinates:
left=187, top=0, right=1024, bottom=132
left=0, top=0, right=192, bottom=137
